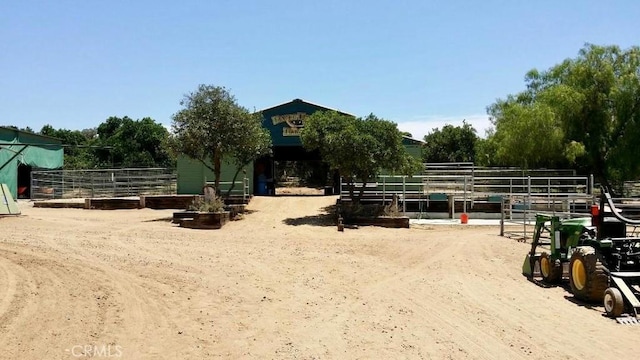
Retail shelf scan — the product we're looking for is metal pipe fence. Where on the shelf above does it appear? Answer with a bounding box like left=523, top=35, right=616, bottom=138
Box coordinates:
left=500, top=194, right=640, bottom=241
left=340, top=173, right=593, bottom=218
left=31, top=168, right=176, bottom=199
left=499, top=195, right=596, bottom=240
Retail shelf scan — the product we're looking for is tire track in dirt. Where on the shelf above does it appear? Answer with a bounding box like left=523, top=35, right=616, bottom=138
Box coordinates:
left=14, top=209, right=224, bottom=357
left=341, top=236, right=529, bottom=359
left=246, top=229, right=469, bottom=358
left=0, top=250, right=32, bottom=331
left=302, top=232, right=533, bottom=358
left=457, top=236, right=640, bottom=359
left=475, top=235, right=640, bottom=356
left=17, top=209, right=262, bottom=356
left=0, top=245, right=110, bottom=359
left=0, top=241, right=184, bottom=359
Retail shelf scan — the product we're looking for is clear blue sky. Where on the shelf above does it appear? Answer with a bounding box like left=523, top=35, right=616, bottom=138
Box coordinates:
left=2, top=0, right=638, bottom=139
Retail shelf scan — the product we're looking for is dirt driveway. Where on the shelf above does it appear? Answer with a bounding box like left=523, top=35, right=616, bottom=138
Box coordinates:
left=0, top=196, right=638, bottom=359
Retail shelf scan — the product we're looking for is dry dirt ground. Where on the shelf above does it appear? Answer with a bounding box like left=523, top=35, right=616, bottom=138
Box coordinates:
left=1, top=195, right=639, bottom=359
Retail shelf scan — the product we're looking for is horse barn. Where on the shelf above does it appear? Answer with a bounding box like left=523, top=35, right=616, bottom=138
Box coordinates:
left=176, top=99, right=424, bottom=197
left=0, top=127, right=63, bottom=199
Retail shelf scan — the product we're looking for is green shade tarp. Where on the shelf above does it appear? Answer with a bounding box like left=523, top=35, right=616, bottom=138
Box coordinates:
left=0, top=127, right=63, bottom=198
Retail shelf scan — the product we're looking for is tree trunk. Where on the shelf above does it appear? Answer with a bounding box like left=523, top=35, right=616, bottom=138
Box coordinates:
left=213, top=149, right=222, bottom=195
left=357, top=180, right=367, bottom=204
left=346, top=177, right=357, bottom=204
left=198, top=159, right=217, bottom=193
left=594, top=155, right=619, bottom=196
left=226, top=164, right=246, bottom=197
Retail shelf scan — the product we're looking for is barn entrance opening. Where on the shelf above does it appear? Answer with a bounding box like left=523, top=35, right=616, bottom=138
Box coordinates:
left=17, top=163, right=32, bottom=199
left=253, top=147, right=338, bottom=196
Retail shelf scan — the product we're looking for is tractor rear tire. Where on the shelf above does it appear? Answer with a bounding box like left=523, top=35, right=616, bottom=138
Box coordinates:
left=569, top=246, right=608, bottom=302
left=540, top=252, right=562, bottom=283
left=604, top=287, right=624, bottom=318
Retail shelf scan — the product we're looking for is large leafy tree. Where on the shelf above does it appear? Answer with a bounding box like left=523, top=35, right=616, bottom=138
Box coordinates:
left=39, top=124, right=96, bottom=169
left=171, top=84, right=271, bottom=193
left=93, top=116, right=173, bottom=168
left=422, top=121, right=478, bottom=163
left=486, top=44, right=640, bottom=190
left=474, top=129, right=500, bottom=167
left=300, top=111, right=421, bottom=201
left=486, top=101, right=567, bottom=168
left=32, top=117, right=171, bottom=169
left=2, top=125, right=35, bottom=133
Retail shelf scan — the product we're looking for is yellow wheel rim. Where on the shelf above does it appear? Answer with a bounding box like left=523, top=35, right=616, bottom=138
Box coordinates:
left=572, top=259, right=586, bottom=290
left=541, top=257, right=550, bottom=277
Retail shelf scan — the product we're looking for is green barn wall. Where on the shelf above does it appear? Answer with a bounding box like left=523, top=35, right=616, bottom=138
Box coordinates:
left=402, top=144, right=423, bottom=161
left=177, top=155, right=254, bottom=195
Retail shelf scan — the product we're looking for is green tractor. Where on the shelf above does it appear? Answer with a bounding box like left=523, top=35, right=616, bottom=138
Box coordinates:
left=523, top=189, right=640, bottom=320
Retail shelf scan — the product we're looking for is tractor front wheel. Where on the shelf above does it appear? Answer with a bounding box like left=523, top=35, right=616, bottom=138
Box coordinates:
left=604, top=287, right=624, bottom=318
left=540, top=252, right=561, bottom=283
left=569, top=246, right=608, bottom=302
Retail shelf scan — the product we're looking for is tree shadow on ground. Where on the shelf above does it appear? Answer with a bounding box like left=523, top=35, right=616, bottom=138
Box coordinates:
left=144, top=209, right=258, bottom=223
left=282, top=204, right=336, bottom=227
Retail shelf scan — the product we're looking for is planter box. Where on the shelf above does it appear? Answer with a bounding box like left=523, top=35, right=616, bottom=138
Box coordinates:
left=33, top=201, right=86, bottom=209
left=85, top=198, right=141, bottom=210
left=172, top=211, right=199, bottom=223
left=346, top=216, right=410, bottom=228
left=142, top=195, right=199, bottom=209
left=179, top=211, right=230, bottom=229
